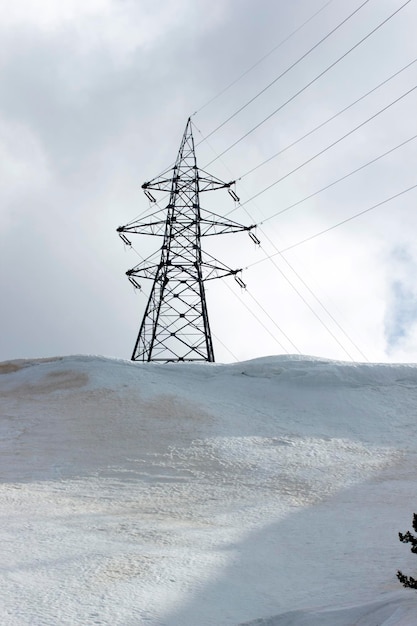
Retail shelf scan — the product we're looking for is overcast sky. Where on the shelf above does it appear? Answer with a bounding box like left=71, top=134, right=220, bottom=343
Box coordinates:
left=1, top=0, right=416, bottom=364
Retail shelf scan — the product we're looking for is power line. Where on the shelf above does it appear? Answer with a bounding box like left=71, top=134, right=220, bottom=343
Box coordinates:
left=198, top=0, right=372, bottom=143
left=256, top=225, right=369, bottom=361
left=150, top=0, right=369, bottom=182
left=192, top=0, right=336, bottom=117
left=203, top=0, right=413, bottom=168
left=256, top=231, right=359, bottom=361
left=193, top=62, right=417, bottom=221
left=125, top=4, right=413, bottom=360
left=230, top=180, right=415, bottom=360
left=199, top=123, right=368, bottom=362
left=260, top=133, right=417, bottom=225
left=131, top=4, right=413, bottom=227
left=247, top=183, right=417, bottom=267
left=246, top=289, right=302, bottom=354
left=235, top=83, right=417, bottom=211
left=126, top=134, right=417, bottom=362
left=146, top=90, right=415, bottom=361
left=223, top=280, right=300, bottom=354
left=238, top=57, right=417, bottom=181
left=235, top=192, right=369, bottom=361
left=212, top=331, right=239, bottom=362
left=194, top=115, right=370, bottom=361
left=194, top=132, right=417, bottom=362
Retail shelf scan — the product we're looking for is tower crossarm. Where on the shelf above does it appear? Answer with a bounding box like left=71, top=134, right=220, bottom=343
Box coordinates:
left=126, top=264, right=160, bottom=281
left=141, top=172, right=174, bottom=194
left=192, top=169, right=236, bottom=193
left=118, top=209, right=257, bottom=239
left=200, top=250, right=244, bottom=282
left=142, top=169, right=236, bottom=195
left=117, top=207, right=168, bottom=237
left=202, top=263, right=243, bottom=281
left=199, top=209, right=256, bottom=236
left=126, top=250, right=244, bottom=284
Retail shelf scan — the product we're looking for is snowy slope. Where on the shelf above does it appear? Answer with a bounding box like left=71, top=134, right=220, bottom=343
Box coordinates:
left=1, top=355, right=417, bottom=625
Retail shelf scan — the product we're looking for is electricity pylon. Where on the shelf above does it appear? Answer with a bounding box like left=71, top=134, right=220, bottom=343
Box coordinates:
left=117, top=117, right=259, bottom=362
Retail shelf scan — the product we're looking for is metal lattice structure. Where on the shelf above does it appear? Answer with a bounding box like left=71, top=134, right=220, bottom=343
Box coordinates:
left=117, top=117, right=259, bottom=362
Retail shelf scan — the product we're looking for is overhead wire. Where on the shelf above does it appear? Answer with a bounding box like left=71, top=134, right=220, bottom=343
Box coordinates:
left=197, top=49, right=417, bottom=359
left=253, top=224, right=366, bottom=361
left=234, top=169, right=417, bottom=358
left=201, top=58, right=415, bottom=357
left=148, top=0, right=339, bottom=183
left=121, top=2, right=414, bottom=361
left=203, top=0, right=413, bottom=168
left=192, top=118, right=369, bottom=362
left=191, top=0, right=336, bottom=117
left=244, top=288, right=302, bottom=354
left=195, top=89, right=416, bottom=355
left=239, top=162, right=378, bottom=360
left=131, top=74, right=416, bottom=361
left=237, top=56, right=417, bottom=182
left=256, top=227, right=370, bottom=361
left=146, top=0, right=375, bottom=184
left=211, top=331, right=239, bottom=361
left=260, top=133, right=417, bottom=225
left=247, top=183, right=417, bottom=268
left=224, top=160, right=369, bottom=361
left=124, top=3, right=413, bottom=225
left=222, top=280, right=300, bottom=354
left=198, top=0, right=372, bottom=143
left=230, top=83, right=417, bottom=213
left=128, top=31, right=416, bottom=229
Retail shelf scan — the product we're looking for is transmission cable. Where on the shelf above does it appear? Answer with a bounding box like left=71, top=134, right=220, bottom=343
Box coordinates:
left=257, top=225, right=368, bottom=361
left=194, top=123, right=366, bottom=361
left=127, top=54, right=416, bottom=228
left=149, top=0, right=340, bottom=182
left=126, top=1, right=412, bottom=224
left=193, top=122, right=414, bottom=361
left=233, top=197, right=368, bottom=361
left=247, top=183, right=417, bottom=268
left=126, top=80, right=416, bottom=230
left=231, top=83, right=417, bottom=212
left=238, top=56, right=417, bottom=181
left=196, top=121, right=417, bottom=361
left=223, top=280, right=300, bottom=354
left=212, top=331, right=239, bottom=361
left=198, top=0, right=372, bottom=143
left=203, top=0, right=413, bottom=168
left=263, top=235, right=358, bottom=360
left=259, top=133, right=417, bottom=225
left=192, top=0, right=336, bottom=117
left=126, top=10, right=414, bottom=226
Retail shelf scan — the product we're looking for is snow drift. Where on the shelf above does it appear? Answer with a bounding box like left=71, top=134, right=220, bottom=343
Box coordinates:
left=1, top=355, right=417, bottom=625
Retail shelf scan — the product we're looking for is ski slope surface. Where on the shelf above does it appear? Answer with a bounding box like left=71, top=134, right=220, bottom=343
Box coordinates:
left=1, top=354, right=417, bottom=625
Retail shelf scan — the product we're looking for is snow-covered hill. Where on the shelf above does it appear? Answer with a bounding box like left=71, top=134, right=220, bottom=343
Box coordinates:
left=1, top=355, right=417, bottom=625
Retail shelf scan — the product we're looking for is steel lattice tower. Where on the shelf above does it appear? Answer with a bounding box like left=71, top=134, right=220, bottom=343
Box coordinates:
left=117, top=117, right=259, bottom=362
